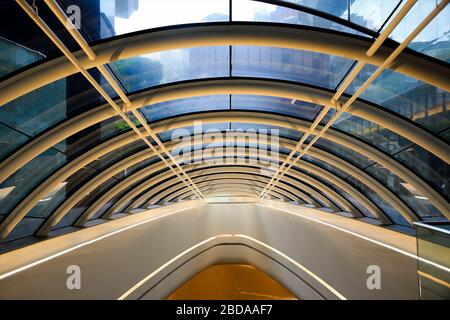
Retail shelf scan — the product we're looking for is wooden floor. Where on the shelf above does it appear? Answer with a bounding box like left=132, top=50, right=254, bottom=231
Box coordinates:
left=167, top=264, right=298, bottom=300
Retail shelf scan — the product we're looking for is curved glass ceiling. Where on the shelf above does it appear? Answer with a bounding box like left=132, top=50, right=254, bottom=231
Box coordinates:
left=0, top=0, right=449, bottom=251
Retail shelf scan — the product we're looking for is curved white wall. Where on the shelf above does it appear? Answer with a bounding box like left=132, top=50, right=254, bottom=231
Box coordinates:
left=0, top=200, right=419, bottom=299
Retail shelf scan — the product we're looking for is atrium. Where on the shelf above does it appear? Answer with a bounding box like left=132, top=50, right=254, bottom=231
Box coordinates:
left=0, top=0, right=449, bottom=301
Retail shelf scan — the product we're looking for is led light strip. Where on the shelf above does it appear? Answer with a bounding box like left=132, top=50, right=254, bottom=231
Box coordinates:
left=117, top=234, right=346, bottom=300
left=261, top=203, right=450, bottom=274
left=1, top=204, right=448, bottom=299
left=0, top=205, right=198, bottom=281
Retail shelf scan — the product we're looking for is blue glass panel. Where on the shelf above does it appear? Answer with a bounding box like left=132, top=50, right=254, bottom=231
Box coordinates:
left=230, top=122, right=302, bottom=141
left=27, top=166, right=98, bottom=219
left=389, top=0, right=450, bottom=63
left=158, top=123, right=230, bottom=142
left=109, top=46, right=229, bottom=92
left=285, top=0, right=401, bottom=31
left=394, top=144, right=450, bottom=202
left=54, top=177, right=119, bottom=229
left=0, top=148, right=67, bottom=216
left=0, top=36, right=44, bottom=78
left=312, top=138, right=375, bottom=169
left=0, top=71, right=117, bottom=143
left=60, top=0, right=229, bottom=42
left=0, top=123, right=29, bottom=161
left=141, top=95, right=230, bottom=123
left=2, top=218, right=43, bottom=243
left=345, top=175, right=410, bottom=226
left=301, top=153, right=405, bottom=222
left=233, top=0, right=366, bottom=36
left=90, top=139, right=147, bottom=172
left=232, top=46, right=354, bottom=90
left=296, top=167, right=370, bottom=217
left=346, top=65, right=450, bottom=133
left=326, top=110, right=413, bottom=155
left=53, top=115, right=134, bottom=157
left=366, top=163, right=443, bottom=218
left=231, top=95, right=322, bottom=120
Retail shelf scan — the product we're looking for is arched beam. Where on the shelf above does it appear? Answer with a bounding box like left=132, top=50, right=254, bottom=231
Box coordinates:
left=101, top=165, right=350, bottom=220
left=33, top=140, right=333, bottom=237
left=93, top=148, right=383, bottom=223
left=1, top=23, right=448, bottom=107
left=2, top=111, right=443, bottom=240
left=134, top=178, right=304, bottom=207
left=80, top=154, right=364, bottom=225
left=1, top=79, right=448, bottom=189
left=175, top=179, right=294, bottom=200
left=2, top=78, right=447, bottom=187
left=133, top=172, right=329, bottom=210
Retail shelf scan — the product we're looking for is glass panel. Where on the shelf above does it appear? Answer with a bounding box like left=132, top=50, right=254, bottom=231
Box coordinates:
left=90, top=139, right=147, bottom=172
left=59, top=0, right=229, bottom=42
left=109, top=46, right=229, bottom=92
left=233, top=0, right=366, bottom=36
left=114, top=156, right=160, bottom=180
left=0, top=148, right=67, bottom=217
left=2, top=218, right=43, bottom=243
left=301, top=154, right=394, bottom=221
left=54, top=177, right=119, bottom=229
left=26, top=166, right=98, bottom=219
left=141, top=95, right=230, bottom=123
left=0, top=123, right=29, bottom=161
left=440, top=128, right=450, bottom=143
left=158, top=123, right=230, bottom=142
left=312, top=138, right=375, bottom=169
left=416, top=222, right=450, bottom=300
left=394, top=144, right=450, bottom=202
left=0, top=77, right=67, bottom=136
left=230, top=122, right=301, bottom=141
left=232, top=46, right=354, bottom=90
left=231, top=95, right=322, bottom=120
left=345, top=175, right=410, bottom=226
left=0, top=71, right=117, bottom=145
left=366, top=163, right=443, bottom=218
left=389, top=0, right=450, bottom=63
left=346, top=65, right=450, bottom=133
left=326, top=110, right=413, bottom=155
left=0, top=36, right=44, bottom=78
left=53, top=115, right=134, bottom=158
left=284, top=0, right=401, bottom=31
left=297, top=167, right=367, bottom=216
left=88, top=190, right=127, bottom=220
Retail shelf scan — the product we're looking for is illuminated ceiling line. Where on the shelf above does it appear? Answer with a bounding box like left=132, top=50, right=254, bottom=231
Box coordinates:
left=15, top=0, right=204, bottom=205
left=259, top=0, right=440, bottom=199
left=1, top=78, right=448, bottom=189
left=2, top=21, right=449, bottom=109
